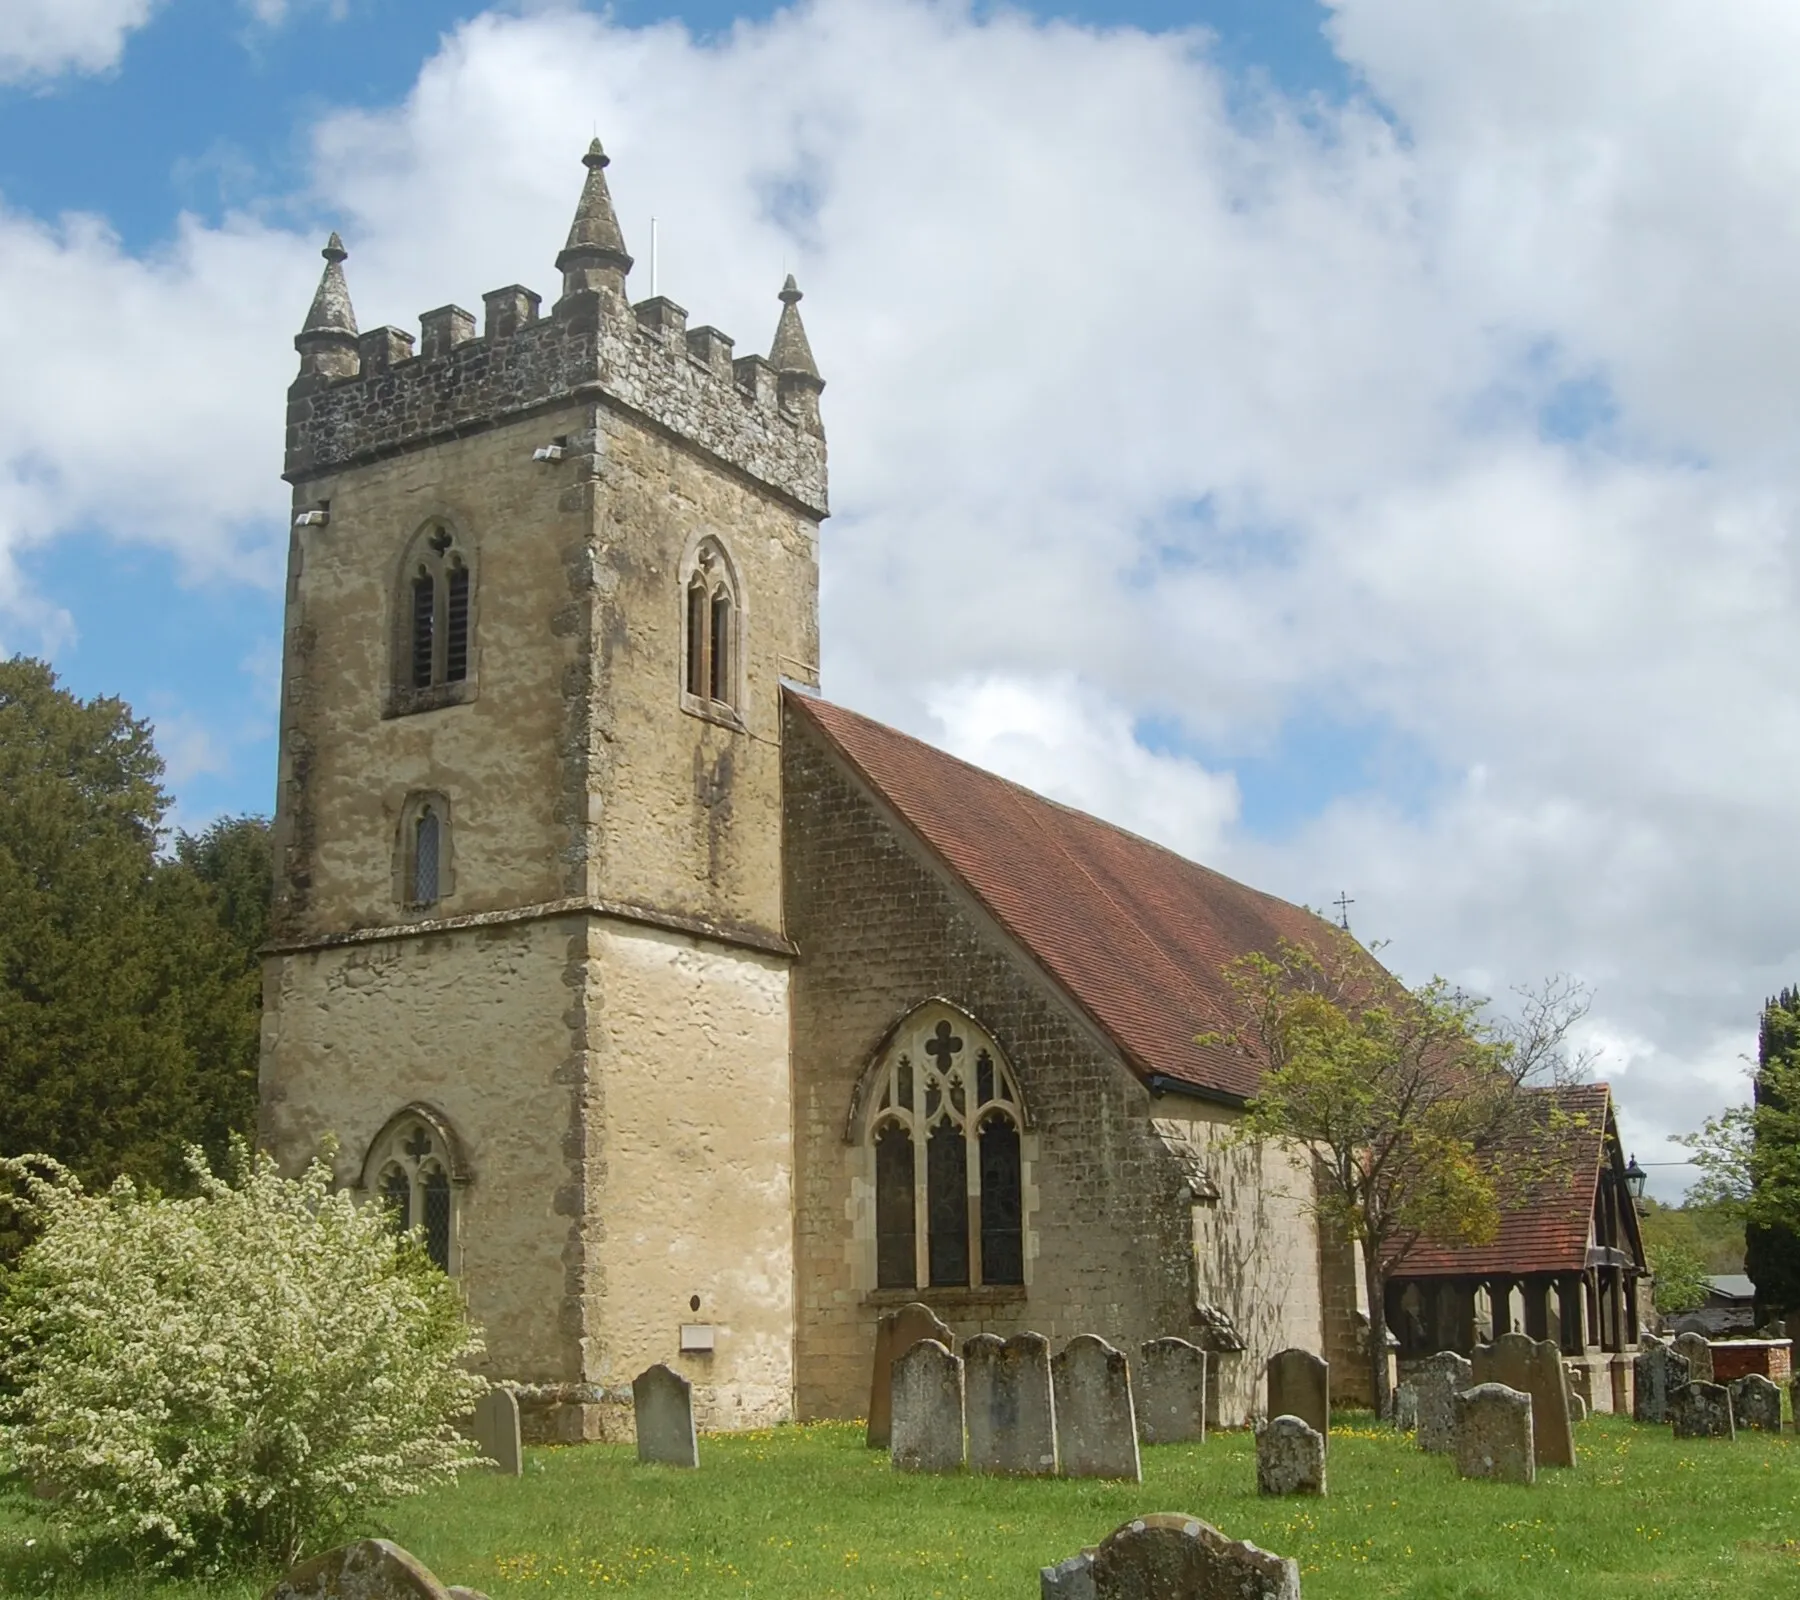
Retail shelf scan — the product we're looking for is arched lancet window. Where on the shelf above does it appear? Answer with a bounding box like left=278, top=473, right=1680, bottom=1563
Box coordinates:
left=413, top=806, right=441, bottom=905
left=863, top=1005, right=1027, bottom=1291
left=395, top=792, right=454, bottom=909
left=364, top=1110, right=463, bottom=1274
left=681, top=537, right=742, bottom=716
left=395, top=522, right=474, bottom=709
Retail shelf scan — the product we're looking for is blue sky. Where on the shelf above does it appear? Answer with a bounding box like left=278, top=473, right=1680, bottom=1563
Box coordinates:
left=7, top=0, right=1800, bottom=1188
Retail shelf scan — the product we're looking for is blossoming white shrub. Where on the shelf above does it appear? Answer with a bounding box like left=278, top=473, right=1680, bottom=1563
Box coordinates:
left=0, top=1143, right=487, bottom=1571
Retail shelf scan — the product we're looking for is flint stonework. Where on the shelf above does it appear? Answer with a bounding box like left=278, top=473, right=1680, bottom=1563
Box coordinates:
left=867, top=1302, right=955, bottom=1449
left=1414, top=1351, right=1473, bottom=1454
left=1453, top=1382, right=1535, bottom=1485
left=1669, top=1380, right=1735, bottom=1440
left=1473, top=1333, right=1575, bottom=1469
left=1135, top=1338, right=1207, bottom=1445
left=1264, top=1347, right=1329, bottom=1443
left=1674, top=1331, right=1715, bottom=1384
left=264, top=1540, right=452, bottom=1600
left=1087, top=1514, right=1301, bottom=1600
left=891, top=1338, right=965, bottom=1473
left=1728, top=1373, right=1782, bottom=1433
left=632, top=1364, right=698, bottom=1468
left=471, top=1388, right=522, bottom=1476
left=1256, top=1415, right=1327, bottom=1497
left=1634, top=1340, right=1691, bottom=1424
left=965, top=1332, right=1057, bottom=1475
left=1052, top=1334, right=1142, bottom=1481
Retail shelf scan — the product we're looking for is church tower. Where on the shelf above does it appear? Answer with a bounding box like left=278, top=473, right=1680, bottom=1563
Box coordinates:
left=259, top=142, right=826, bottom=1439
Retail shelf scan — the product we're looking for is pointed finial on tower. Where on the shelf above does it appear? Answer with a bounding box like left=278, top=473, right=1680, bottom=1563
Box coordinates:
left=556, top=138, right=633, bottom=304
left=769, top=274, right=820, bottom=380
left=294, top=231, right=361, bottom=385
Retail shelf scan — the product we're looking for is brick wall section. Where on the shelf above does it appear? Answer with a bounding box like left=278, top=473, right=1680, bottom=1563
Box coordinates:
left=786, top=702, right=1284, bottom=1421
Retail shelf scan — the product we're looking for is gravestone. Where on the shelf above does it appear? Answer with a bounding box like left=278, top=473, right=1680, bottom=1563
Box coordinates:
left=1414, top=1351, right=1473, bottom=1454
left=891, top=1337, right=965, bottom=1473
left=471, top=1388, right=521, bottom=1476
left=1728, top=1373, right=1782, bottom=1434
left=1136, top=1338, right=1207, bottom=1445
left=1052, top=1334, right=1142, bottom=1481
left=965, top=1332, right=1058, bottom=1475
left=1264, top=1347, right=1329, bottom=1444
left=1568, top=1391, right=1587, bottom=1424
left=1669, top=1380, right=1735, bottom=1440
left=866, top=1302, right=955, bottom=1448
left=632, top=1364, right=698, bottom=1468
left=1473, top=1333, right=1574, bottom=1469
left=1673, top=1331, right=1714, bottom=1384
left=264, top=1539, right=454, bottom=1600
left=1390, top=1381, right=1419, bottom=1433
left=1256, top=1415, right=1326, bottom=1497
left=1634, top=1341, right=1691, bottom=1423
left=1041, top=1514, right=1300, bottom=1600
left=1453, top=1382, right=1535, bottom=1485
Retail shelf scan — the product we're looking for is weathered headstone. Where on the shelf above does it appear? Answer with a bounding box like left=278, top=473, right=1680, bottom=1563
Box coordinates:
left=1634, top=1341, right=1691, bottom=1423
left=264, top=1539, right=452, bottom=1600
left=1568, top=1391, right=1587, bottom=1424
left=1673, top=1331, right=1715, bottom=1385
left=1473, top=1332, right=1574, bottom=1469
left=1052, top=1334, right=1142, bottom=1481
left=1453, top=1382, right=1535, bottom=1485
left=1669, top=1380, right=1735, bottom=1440
left=1390, top=1381, right=1419, bottom=1433
left=1728, top=1373, right=1782, bottom=1434
left=1135, top=1337, right=1207, bottom=1445
left=964, top=1332, right=1057, bottom=1475
left=1414, top=1351, right=1473, bottom=1454
left=891, top=1337, right=965, bottom=1473
left=1256, top=1414, right=1326, bottom=1497
left=471, top=1387, right=521, bottom=1476
left=866, top=1302, right=955, bottom=1448
left=1045, top=1514, right=1300, bottom=1600
left=632, top=1363, right=698, bottom=1468
left=1264, top=1347, right=1329, bottom=1444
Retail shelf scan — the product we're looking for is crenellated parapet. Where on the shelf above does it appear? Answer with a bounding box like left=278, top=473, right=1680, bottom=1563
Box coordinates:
left=285, top=141, right=827, bottom=517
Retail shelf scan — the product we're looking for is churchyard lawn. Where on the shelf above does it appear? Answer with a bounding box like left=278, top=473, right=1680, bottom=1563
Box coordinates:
left=3, top=1413, right=1798, bottom=1599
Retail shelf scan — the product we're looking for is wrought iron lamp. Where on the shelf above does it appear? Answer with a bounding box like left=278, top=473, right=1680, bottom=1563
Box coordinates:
left=1624, top=1154, right=1647, bottom=1203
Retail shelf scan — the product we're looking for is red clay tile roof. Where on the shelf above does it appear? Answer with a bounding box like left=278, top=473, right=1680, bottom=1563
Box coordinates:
left=787, top=689, right=1339, bottom=1102
left=1388, top=1082, right=1615, bottom=1277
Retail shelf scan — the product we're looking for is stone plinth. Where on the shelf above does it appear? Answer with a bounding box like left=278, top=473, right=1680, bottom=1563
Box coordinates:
left=1710, top=1339, right=1792, bottom=1385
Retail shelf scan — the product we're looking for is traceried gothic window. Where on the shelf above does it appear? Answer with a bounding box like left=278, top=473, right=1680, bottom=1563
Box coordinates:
left=864, top=1007, right=1027, bottom=1291
left=681, top=537, right=742, bottom=719
left=365, top=1111, right=462, bottom=1274
left=392, top=521, right=474, bottom=713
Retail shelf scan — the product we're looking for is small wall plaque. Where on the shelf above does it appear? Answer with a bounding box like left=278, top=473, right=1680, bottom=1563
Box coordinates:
left=680, top=1323, right=716, bottom=1353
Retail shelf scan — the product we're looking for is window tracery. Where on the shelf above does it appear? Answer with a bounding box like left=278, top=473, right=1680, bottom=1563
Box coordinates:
left=681, top=537, right=742, bottom=720
left=392, top=521, right=475, bottom=714
left=364, top=1111, right=462, bottom=1275
left=863, top=1007, right=1027, bottom=1291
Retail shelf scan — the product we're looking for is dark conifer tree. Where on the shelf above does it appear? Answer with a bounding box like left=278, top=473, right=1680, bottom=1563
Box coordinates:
left=1746, top=987, right=1800, bottom=1317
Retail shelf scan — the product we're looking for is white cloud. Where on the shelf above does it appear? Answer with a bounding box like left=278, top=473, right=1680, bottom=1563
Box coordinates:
left=10, top=0, right=1800, bottom=1186
left=0, top=0, right=160, bottom=83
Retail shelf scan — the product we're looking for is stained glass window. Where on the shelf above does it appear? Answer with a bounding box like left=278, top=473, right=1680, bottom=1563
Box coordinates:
left=874, top=1124, right=916, bottom=1289
left=422, top=1167, right=452, bottom=1273
left=978, top=1115, right=1023, bottom=1285
left=927, top=1121, right=969, bottom=1287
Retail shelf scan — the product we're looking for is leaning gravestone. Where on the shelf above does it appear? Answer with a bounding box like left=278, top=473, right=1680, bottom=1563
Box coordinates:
left=632, top=1363, right=698, bottom=1468
left=1415, top=1351, right=1473, bottom=1454
left=1635, top=1341, right=1691, bottom=1423
left=264, top=1539, right=468, bottom=1600
left=1728, top=1373, right=1782, bottom=1434
left=1673, top=1331, right=1715, bottom=1384
left=965, top=1332, right=1058, bottom=1475
left=1041, top=1514, right=1300, bottom=1600
left=1136, top=1338, right=1208, bottom=1445
left=1669, top=1380, right=1735, bottom=1440
left=1473, top=1333, right=1574, bottom=1469
left=1256, top=1415, right=1326, bottom=1497
left=1265, top=1347, right=1329, bottom=1445
left=1052, top=1334, right=1142, bottom=1481
left=866, top=1302, right=955, bottom=1448
left=470, top=1387, right=522, bottom=1476
left=1453, top=1382, right=1535, bottom=1485
left=892, top=1337, right=965, bottom=1473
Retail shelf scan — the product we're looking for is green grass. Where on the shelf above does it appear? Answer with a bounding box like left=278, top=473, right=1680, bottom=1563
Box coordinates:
left=4, top=1414, right=1799, bottom=1599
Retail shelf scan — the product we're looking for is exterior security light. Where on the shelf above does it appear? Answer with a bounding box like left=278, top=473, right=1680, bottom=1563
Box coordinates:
left=294, top=509, right=329, bottom=527
left=532, top=444, right=565, bottom=463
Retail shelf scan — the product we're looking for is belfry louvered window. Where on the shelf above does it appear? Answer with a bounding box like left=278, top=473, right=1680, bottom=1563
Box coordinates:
left=397, top=523, right=472, bottom=703
left=682, top=538, right=741, bottom=715
left=865, top=1008, right=1027, bottom=1291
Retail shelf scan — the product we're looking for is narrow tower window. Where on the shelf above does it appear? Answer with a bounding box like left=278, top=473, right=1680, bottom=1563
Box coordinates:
left=413, top=806, right=441, bottom=906
left=445, top=561, right=469, bottom=683
left=394, top=522, right=475, bottom=710
left=396, top=792, right=453, bottom=910
left=687, top=579, right=708, bottom=697
left=680, top=538, right=742, bottom=717
left=709, top=587, right=732, bottom=703
left=410, top=569, right=435, bottom=689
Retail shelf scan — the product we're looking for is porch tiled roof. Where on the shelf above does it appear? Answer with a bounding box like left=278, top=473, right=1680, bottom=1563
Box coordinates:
left=787, top=689, right=1336, bottom=1102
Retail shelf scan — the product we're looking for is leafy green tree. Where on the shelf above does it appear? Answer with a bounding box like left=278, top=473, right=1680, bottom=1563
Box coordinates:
left=0, top=658, right=269, bottom=1246
left=1645, top=1239, right=1711, bottom=1314
left=1207, top=930, right=1591, bottom=1417
left=0, top=1143, right=486, bottom=1572
left=1636, top=1196, right=1744, bottom=1275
